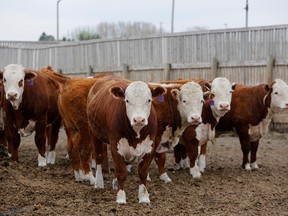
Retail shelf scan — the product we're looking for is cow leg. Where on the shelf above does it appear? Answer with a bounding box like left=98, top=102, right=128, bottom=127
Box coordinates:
left=110, top=144, right=128, bottom=204
left=6, top=127, right=20, bottom=162
left=250, top=140, right=259, bottom=170
left=78, top=127, right=95, bottom=185
left=93, top=136, right=105, bottom=189
left=137, top=153, right=152, bottom=203
left=154, top=152, right=171, bottom=183
left=46, top=116, right=62, bottom=165
left=34, top=121, right=48, bottom=167
left=236, top=127, right=251, bottom=170
left=186, top=141, right=201, bottom=178
left=198, top=142, right=207, bottom=172
left=65, top=129, right=84, bottom=182
left=174, top=143, right=189, bottom=170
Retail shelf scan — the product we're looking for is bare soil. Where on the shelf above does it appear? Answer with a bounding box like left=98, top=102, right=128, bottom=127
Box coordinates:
left=0, top=129, right=288, bottom=216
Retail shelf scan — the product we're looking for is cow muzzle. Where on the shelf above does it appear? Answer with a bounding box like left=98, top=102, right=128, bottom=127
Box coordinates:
left=190, top=115, right=202, bottom=125
left=219, top=103, right=230, bottom=111
left=7, top=92, right=18, bottom=102
left=132, top=117, right=147, bottom=126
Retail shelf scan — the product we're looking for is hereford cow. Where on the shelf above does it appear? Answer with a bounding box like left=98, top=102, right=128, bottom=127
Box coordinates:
left=174, top=77, right=236, bottom=178
left=0, top=64, right=63, bottom=166
left=150, top=81, right=207, bottom=183
left=216, top=79, right=288, bottom=170
left=87, top=75, right=166, bottom=204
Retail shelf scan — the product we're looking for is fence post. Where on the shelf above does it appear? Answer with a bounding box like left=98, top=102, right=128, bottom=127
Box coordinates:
left=122, top=64, right=129, bottom=79
left=267, top=55, right=275, bottom=83
left=211, top=57, right=219, bottom=79
left=164, top=63, right=171, bottom=81
left=87, top=65, right=93, bottom=77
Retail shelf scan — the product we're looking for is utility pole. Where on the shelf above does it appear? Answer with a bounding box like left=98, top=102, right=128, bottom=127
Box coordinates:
left=245, top=0, right=249, bottom=27
left=57, top=0, right=63, bottom=41
left=171, top=0, right=175, bottom=33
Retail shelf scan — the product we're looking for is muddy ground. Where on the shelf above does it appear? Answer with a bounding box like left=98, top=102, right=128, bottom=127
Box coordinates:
left=0, top=128, right=288, bottom=216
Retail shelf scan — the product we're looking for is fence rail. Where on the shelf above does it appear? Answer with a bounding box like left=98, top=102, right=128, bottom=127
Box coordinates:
left=1, top=24, right=288, bottom=130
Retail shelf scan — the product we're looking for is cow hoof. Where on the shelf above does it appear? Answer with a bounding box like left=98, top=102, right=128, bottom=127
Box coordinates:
left=74, top=170, right=85, bottom=182
left=91, top=159, right=96, bottom=169
left=84, top=172, right=95, bottom=185
left=160, top=172, right=172, bottom=183
left=190, top=166, right=201, bottom=178
left=138, top=184, right=150, bottom=204
left=146, top=173, right=151, bottom=181
left=38, top=154, right=47, bottom=167
left=198, top=155, right=206, bottom=172
left=244, top=163, right=252, bottom=171
left=46, top=151, right=56, bottom=164
left=112, top=178, right=118, bottom=189
left=251, top=162, right=259, bottom=170
left=116, top=190, right=126, bottom=204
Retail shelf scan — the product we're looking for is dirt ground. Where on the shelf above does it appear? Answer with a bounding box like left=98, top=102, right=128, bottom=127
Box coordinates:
left=0, top=128, right=288, bottom=216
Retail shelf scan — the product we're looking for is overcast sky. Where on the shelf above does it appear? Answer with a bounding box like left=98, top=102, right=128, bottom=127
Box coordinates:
left=0, top=0, right=287, bottom=41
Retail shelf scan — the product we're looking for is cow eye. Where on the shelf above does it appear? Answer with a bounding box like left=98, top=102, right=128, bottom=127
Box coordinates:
left=182, top=99, right=186, bottom=103
left=274, top=92, right=278, bottom=95
left=148, top=99, right=152, bottom=103
left=18, top=79, right=23, bottom=87
left=125, top=99, right=129, bottom=103
left=3, top=78, right=6, bottom=83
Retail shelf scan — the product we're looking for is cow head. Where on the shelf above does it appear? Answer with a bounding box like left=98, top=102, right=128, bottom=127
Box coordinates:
left=0, top=64, right=37, bottom=110
left=270, top=79, right=288, bottom=110
left=171, top=81, right=204, bottom=125
left=110, top=81, right=166, bottom=129
left=208, top=77, right=236, bottom=118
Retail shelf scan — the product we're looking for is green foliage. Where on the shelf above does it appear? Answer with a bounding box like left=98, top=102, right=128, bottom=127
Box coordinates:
left=38, top=32, right=55, bottom=41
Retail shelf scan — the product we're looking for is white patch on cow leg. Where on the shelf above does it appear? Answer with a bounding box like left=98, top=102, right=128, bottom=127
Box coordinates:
left=190, top=165, right=201, bottom=178
left=46, top=150, right=56, bottom=164
left=146, top=173, right=151, bottom=181
left=8, top=152, right=12, bottom=158
left=91, top=159, right=96, bottom=169
left=74, top=170, right=84, bottom=182
left=116, top=190, right=126, bottom=204
left=95, top=164, right=104, bottom=188
left=126, top=164, right=132, bottom=172
left=138, top=184, right=150, bottom=203
left=198, top=154, right=206, bottom=173
left=181, top=157, right=189, bottom=169
left=38, top=154, right=47, bottom=167
left=175, top=163, right=181, bottom=170
left=244, top=163, right=252, bottom=171
left=160, top=172, right=172, bottom=183
left=112, top=178, right=118, bottom=189
left=65, top=153, right=69, bottom=159
left=84, top=171, right=95, bottom=185
left=251, top=162, right=259, bottom=170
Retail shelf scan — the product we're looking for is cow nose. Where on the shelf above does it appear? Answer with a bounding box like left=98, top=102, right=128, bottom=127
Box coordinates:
left=191, top=115, right=201, bottom=123
left=133, top=117, right=146, bottom=126
left=7, top=92, right=18, bottom=101
left=220, top=103, right=229, bottom=110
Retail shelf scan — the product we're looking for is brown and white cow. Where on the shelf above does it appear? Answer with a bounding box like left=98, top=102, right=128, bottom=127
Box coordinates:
left=0, top=64, right=63, bottom=166
left=150, top=81, right=206, bottom=183
left=216, top=79, right=288, bottom=170
left=87, top=75, right=166, bottom=204
left=174, top=77, right=236, bottom=178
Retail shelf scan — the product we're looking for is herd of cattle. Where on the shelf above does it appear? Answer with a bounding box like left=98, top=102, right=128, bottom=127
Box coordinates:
left=0, top=64, right=288, bottom=204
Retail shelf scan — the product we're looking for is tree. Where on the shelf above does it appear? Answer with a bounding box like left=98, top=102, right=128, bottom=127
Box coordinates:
left=38, top=32, right=55, bottom=41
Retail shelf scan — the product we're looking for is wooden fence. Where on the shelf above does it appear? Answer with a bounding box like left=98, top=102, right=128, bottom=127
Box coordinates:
left=1, top=24, right=288, bottom=130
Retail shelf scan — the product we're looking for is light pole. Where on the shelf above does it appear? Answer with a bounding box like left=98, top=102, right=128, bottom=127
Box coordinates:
left=171, top=0, right=175, bottom=33
left=244, top=0, right=249, bottom=27
left=57, top=0, right=63, bottom=41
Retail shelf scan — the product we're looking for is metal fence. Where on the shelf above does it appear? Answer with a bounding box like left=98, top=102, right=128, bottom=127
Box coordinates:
left=1, top=24, right=288, bottom=130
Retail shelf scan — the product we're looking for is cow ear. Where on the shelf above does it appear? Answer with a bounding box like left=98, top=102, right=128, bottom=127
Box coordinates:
left=232, top=82, right=237, bottom=90
left=264, top=84, right=271, bottom=92
left=204, top=82, right=212, bottom=91
left=0, top=70, right=3, bottom=80
left=151, top=86, right=166, bottom=98
left=110, top=86, right=125, bottom=99
left=171, top=89, right=180, bottom=100
left=24, top=71, right=37, bottom=80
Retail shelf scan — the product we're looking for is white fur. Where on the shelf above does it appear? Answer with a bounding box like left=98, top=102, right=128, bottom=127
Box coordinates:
left=74, top=170, right=85, bottom=182
left=2, top=64, right=26, bottom=110
left=138, top=184, right=150, bottom=203
left=94, top=164, right=104, bottom=188
left=251, top=162, right=259, bottom=170
left=116, top=190, right=126, bottom=204
left=117, top=136, right=153, bottom=163
left=190, top=165, right=201, bottom=178
left=146, top=173, right=151, bottom=181
left=271, top=79, right=288, bottom=110
left=46, top=150, right=56, bottom=164
left=244, top=163, right=252, bottom=171
left=198, top=154, right=206, bottom=172
left=84, top=171, right=95, bottom=185
left=124, top=81, right=153, bottom=137
left=91, top=159, right=96, bottom=169
left=38, top=154, right=47, bottom=167
left=160, top=172, right=172, bottom=183
left=112, top=178, right=118, bottom=189
left=126, top=164, right=132, bottom=172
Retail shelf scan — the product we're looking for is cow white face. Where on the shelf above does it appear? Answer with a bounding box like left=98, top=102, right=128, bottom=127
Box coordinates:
left=209, top=77, right=235, bottom=118
left=0, top=64, right=37, bottom=110
left=172, top=81, right=204, bottom=125
left=270, top=79, right=288, bottom=110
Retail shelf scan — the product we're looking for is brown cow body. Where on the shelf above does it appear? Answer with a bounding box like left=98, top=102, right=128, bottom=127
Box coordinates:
left=87, top=75, right=165, bottom=204
left=216, top=80, right=288, bottom=170
left=0, top=66, right=63, bottom=166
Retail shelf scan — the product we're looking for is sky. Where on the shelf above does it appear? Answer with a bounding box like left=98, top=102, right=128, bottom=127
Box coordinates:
left=0, top=0, right=287, bottom=41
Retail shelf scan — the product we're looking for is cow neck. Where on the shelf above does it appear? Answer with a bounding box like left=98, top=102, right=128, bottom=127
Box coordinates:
left=166, top=89, right=182, bottom=132
left=202, top=103, right=218, bottom=130
left=252, top=86, right=271, bottom=123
